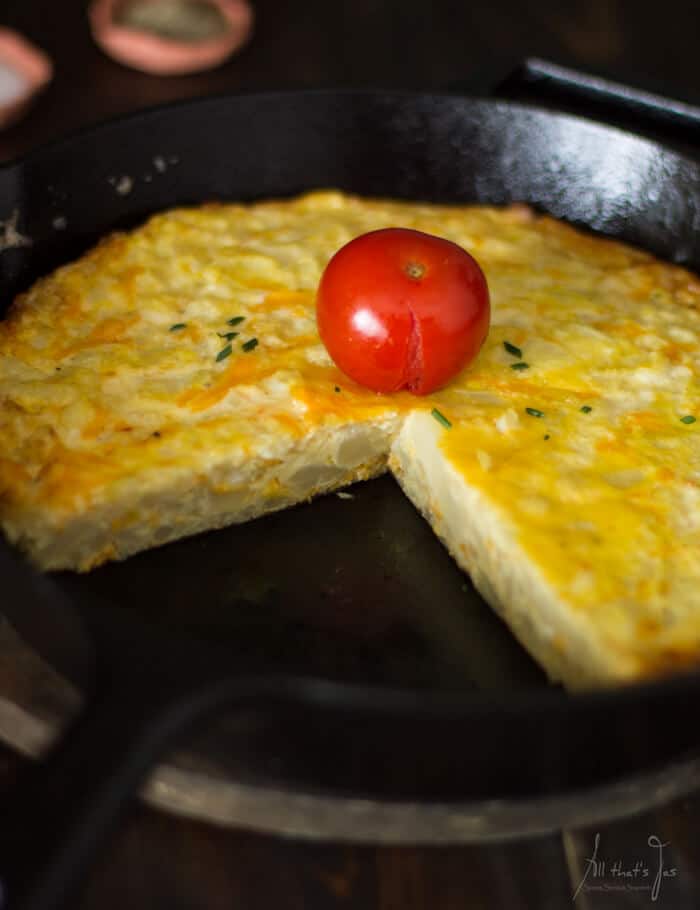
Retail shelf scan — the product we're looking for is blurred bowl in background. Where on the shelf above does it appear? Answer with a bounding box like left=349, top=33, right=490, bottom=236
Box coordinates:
left=0, top=28, right=52, bottom=131
left=89, top=0, right=253, bottom=75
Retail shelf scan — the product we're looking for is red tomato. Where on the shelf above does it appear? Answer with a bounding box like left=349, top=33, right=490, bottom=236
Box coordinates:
left=316, top=228, right=490, bottom=395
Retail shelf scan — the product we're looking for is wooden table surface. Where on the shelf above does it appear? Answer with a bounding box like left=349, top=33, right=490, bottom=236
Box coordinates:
left=3, top=1, right=700, bottom=908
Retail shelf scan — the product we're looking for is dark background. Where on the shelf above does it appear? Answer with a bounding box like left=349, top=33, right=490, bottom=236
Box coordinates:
left=3, top=0, right=700, bottom=164
left=2, top=1, right=700, bottom=908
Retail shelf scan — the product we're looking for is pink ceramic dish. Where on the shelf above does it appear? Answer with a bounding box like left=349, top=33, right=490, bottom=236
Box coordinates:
left=89, top=0, right=253, bottom=75
left=0, top=29, right=53, bottom=130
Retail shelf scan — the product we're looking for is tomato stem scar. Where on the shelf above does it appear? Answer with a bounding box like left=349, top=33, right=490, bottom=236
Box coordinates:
left=404, top=261, right=426, bottom=280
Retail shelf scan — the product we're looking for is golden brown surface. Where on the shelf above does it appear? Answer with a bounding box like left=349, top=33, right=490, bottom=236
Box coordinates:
left=3, top=190, right=700, bottom=686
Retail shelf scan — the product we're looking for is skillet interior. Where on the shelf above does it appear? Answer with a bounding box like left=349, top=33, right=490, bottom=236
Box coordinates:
left=2, top=92, right=700, bottom=802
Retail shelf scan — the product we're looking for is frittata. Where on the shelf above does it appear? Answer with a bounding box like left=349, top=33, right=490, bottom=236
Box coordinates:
left=2, top=190, right=700, bottom=688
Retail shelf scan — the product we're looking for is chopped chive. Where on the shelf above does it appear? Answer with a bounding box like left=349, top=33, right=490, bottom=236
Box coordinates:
left=217, top=331, right=239, bottom=341
left=216, top=344, right=232, bottom=362
left=680, top=415, right=696, bottom=424
left=227, top=316, right=245, bottom=326
left=525, top=407, right=544, bottom=418
left=241, top=337, right=258, bottom=353
left=169, top=323, right=187, bottom=331
left=511, top=362, right=529, bottom=371
left=504, top=341, right=522, bottom=359
left=581, top=405, right=592, bottom=413
left=544, top=434, right=550, bottom=440
left=431, top=408, right=452, bottom=429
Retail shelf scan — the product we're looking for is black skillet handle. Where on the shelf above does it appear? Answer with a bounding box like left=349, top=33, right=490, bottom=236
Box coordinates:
left=0, top=646, right=274, bottom=910
left=453, top=57, right=700, bottom=155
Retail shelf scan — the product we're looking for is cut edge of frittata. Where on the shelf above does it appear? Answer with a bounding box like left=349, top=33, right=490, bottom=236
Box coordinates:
left=390, top=411, right=700, bottom=690
left=0, top=416, right=400, bottom=572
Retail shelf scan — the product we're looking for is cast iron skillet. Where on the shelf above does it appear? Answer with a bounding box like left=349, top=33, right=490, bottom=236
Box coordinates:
left=2, top=59, right=700, bottom=910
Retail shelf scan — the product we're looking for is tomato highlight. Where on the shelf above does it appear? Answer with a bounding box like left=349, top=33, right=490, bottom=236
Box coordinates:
left=316, top=227, right=490, bottom=395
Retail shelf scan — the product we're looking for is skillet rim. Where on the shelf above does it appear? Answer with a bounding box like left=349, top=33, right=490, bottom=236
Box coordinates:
left=3, top=83, right=700, bottom=176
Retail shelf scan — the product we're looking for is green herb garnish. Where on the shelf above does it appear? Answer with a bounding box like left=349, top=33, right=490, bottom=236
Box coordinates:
left=511, top=362, right=529, bottom=371
left=217, top=331, right=239, bottom=341
left=525, top=407, right=544, bottom=418
left=580, top=405, right=592, bottom=413
left=681, top=415, right=696, bottom=424
left=227, top=316, right=245, bottom=326
left=169, top=323, right=187, bottom=331
left=241, top=338, right=258, bottom=353
left=216, top=344, right=232, bottom=362
left=431, top=408, right=452, bottom=429
left=544, top=434, right=550, bottom=440
left=504, top=341, right=522, bottom=359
